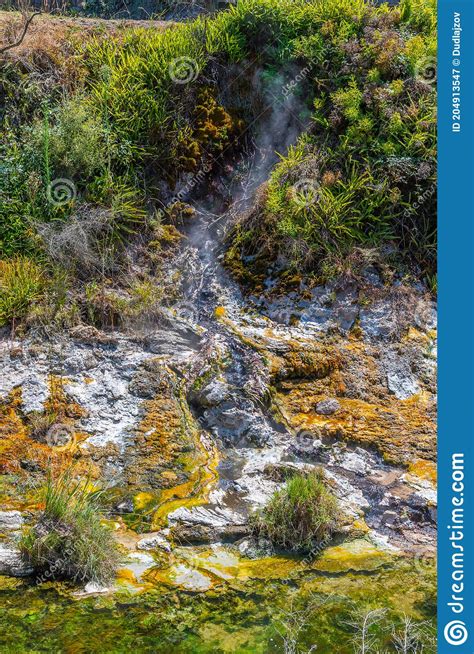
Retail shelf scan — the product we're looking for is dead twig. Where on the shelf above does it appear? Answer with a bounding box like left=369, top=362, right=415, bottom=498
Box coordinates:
left=0, top=11, right=41, bottom=54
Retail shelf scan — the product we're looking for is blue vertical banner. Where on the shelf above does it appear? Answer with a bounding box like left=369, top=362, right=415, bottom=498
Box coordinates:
left=438, top=0, right=474, bottom=651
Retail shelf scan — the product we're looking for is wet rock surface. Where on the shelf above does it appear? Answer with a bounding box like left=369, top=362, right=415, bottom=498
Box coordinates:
left=0, top=157, right=437, bottom=583
left=137, top=532, right=172, bottom=552
left=0, top=269, right=437, bottom=575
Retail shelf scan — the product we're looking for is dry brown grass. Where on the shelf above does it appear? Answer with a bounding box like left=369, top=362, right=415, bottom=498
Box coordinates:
left=0, top=10, right=172, bottom=59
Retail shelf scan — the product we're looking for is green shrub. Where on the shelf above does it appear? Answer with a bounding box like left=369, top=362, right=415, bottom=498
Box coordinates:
left=85, top=22, right=208, bottom=146
left=250, top=469, right=340, bottom=552
left=1, top=0, right=437, bottom=285
left=0, top=257, right=45, bottom=326
left=227, top=0, right=437, bottom=280
left=20, top=472, right=121, bottom=584
left=30, top=99, right=107, bottom=183
left=0, top=140, right=44, bottom=257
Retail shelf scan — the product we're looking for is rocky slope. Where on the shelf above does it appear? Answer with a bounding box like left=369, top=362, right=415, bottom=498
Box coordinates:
left=0, top=155, right=437, bottom=589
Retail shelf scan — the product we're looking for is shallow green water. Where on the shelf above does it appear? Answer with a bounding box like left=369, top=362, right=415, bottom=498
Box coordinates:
left=0, top=554, right=436, bottom=653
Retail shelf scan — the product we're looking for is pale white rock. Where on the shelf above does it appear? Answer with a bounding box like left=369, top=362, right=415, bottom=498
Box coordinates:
left=402, top=473, right=437, bottom=504
left=172, top=564, right=212, bottom=592
left=234, top=476, right=280, bottom=508
left=168, top=505, right=246, bottom=528
left=382, top=351, right=420, bottom=400
left=337, top=448, right=373, bottom=476
left=208, top=487, right=227, bottom=504
left=369, top=532, right=400, bottom=553
left=20, top=374, right=49, bottom=413
left=84, top=582, right=110, bottom=594
left=73, top=582, right=111, bottom=597
left=324, top=470, right=369, bottom=517
left=232, top=444, right=288, bottom=506
left=124, top=552, right=156, bottom=581
left=137, top=533, right=172, bottom=553
left=0, top=511, right=24, bottom=531
left=0, top=543, right=32, bottom=577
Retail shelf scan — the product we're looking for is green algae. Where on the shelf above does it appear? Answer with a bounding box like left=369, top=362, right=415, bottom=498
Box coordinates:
left=149, top=385, right=219, bottom=530
left=0, top=550, right=436, bottom=653
left=310, top=539, right=391, bottom=574
left=145, top=544, right=302, bottom=592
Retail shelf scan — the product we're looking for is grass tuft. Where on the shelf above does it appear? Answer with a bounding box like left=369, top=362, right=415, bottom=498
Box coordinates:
left=19, top=472, right=121, bottom=584
left=250, top=469, right=340, bottom=552
left=0, top=257, right=44, bottom=327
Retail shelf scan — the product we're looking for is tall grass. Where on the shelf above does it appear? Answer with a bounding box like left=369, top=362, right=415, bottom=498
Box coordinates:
left=0, top=257, right=44, bottom=326
left=85, top=22, right=208, bottom=146
left=20, top=472, right=121, bottom=584
left=251, top=469, right=340, bottom=552
left=222, top=0, right=437, bottom=279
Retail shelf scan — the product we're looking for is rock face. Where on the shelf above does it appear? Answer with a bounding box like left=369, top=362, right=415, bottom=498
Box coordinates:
left=0, top=337, right=150, bottom=450
left=0, top=265, right=437, bottom=578
left=257, top=325, right=437, bottom=467
left=137, top=532, right=172, bottom=552
left=201, top=401, right=275, bottom=447
left=129, top=359, right=176, bottom=399
left=315, top=399, right=341, bottom=415
left=382, top=350, right=420, bottom=400
left=190, top=378, right=230, bottom=408
left=187, top=335, right=275, bottom=448
left=0, top=544, right=32, bottom=577
left=0, top=511, right=24, bottom=532
left=173, top=524, right=249, bottom=544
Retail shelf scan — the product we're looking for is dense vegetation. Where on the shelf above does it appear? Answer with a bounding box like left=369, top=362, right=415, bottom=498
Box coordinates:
left=250, top=469, right=340, bottom=552
left=0, top=0, right=437, bottom=331
left=224, top=0, right=437, bottom=283
left=20, top=472, right=121, bottom=583
left=0, top=4, right=438, bottom=643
